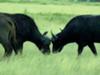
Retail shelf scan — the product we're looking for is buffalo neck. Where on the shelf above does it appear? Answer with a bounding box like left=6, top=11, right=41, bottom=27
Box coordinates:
left=30, top=29, right=45, bottom=49
left=57, top=26, right=76, bottom=45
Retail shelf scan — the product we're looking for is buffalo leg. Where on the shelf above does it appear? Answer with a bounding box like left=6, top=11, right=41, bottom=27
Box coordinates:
left=15, top=41, right=23, bottom=54
left=2, top=41, right=13, bottom=57
left=88, top=43, right=97, bottom=56
left=12, top=43, right=23, bottom=55
left=11, top=42, right=18, bottom=55
left=17, top=43, right=23, bottom=54
left=12, top=40, right=23, bottom=55
left=17, top=40, right=23, bottom=54
left=78, top=44, right=84, bottom=56
left=13, top=45, right=18, bottom=55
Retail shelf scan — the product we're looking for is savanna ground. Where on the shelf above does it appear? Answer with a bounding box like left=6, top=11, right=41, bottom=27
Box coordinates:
left=0, top=2, right=100, bottom=75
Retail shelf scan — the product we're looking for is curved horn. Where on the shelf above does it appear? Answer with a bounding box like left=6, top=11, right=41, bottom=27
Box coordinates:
left=59, top=28, right=63, bottom=32
left=43, top=31, right=48, bottom=36
left=51, top=31, right=56, bottom=39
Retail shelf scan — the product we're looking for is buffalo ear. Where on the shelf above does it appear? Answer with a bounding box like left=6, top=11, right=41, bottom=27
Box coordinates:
left=43, top=31, right=48, bottom=36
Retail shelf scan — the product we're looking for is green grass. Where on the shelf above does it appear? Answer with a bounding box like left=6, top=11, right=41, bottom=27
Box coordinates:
left=1, top=0, right=100, bottom=5
left=0, top=3, right=100, bottom=15
left=0, top=42, right=100, bottom=75
left=0, top=3, right=100, bottom=75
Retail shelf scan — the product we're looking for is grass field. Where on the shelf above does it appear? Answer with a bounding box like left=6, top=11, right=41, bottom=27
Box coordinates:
left=0, top=2, right=100, bottom=75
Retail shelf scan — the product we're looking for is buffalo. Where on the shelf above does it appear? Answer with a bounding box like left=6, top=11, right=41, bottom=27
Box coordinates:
left=51, top=15, right=100, bottom=56
left=2, top=13, right=51, bottom=55
left=0, top=14, right=16, bottom=57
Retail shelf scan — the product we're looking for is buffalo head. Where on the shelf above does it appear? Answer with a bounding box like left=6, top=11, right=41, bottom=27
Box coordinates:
left=37, top=31, right=51, bottom=55
left=51, top=31, right=63, bottom=53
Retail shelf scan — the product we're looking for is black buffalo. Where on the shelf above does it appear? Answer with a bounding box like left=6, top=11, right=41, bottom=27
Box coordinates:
left=2, top=13, right=51, bottom=55
left=51, top=15, right=100, bottom=56
left=0, top=14, right=16, bottom=56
